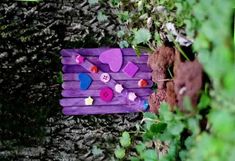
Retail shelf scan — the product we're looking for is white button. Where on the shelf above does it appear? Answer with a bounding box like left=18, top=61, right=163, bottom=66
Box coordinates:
left=100, top=73, right=111, bottom=83
left=128, top=92, right=137, bottom=101
left=115, top=84, right=124, bottom=93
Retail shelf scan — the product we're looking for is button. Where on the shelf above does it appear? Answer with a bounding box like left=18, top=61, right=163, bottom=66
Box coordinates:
left=142, top=100, right=149, bottom=111
left=84, top=96, right=94, bottom=105
left=122, top=61, right=139, bottom=77
left=100, top=73, right=110, bottom=83
left=100, top=87, right=114, bottom=102
left=138, top=79, right=148, bottom=88
left=128, top=92, right=137, bottom=101
left=90, top=65, right=99, bottom=73
left=75, top=55, right=85, bottom=64
left=115, top=84, right=124, bottom=93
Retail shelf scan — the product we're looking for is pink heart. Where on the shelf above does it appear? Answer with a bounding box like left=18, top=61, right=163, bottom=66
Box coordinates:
left=99, top=49, right=123, bottom=72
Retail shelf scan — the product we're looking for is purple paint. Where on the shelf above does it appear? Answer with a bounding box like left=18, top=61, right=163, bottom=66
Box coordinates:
left=60, top=48, right=148, bottom=57
left=62, top=64, right=152, bottom=73
left=62, top=89, right=152, bottom=97
left=62, top=80, right=153, bottom=89
left=62, top=105, right=142, bottom=115
left=63, top=72, right=152, bottom=81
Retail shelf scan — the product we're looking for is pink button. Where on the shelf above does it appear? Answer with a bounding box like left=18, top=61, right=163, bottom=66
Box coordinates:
left=100, top=87, right=114, bottom=102
left=100, top=73, right=111, bottom=83
left=75, top=55, right=85, bottom=64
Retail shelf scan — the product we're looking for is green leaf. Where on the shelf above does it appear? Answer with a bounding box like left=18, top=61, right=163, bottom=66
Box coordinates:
left=120, top=131, right=131, bottom=147
left=143, top=112, right=158, bottom=120
left=118, top=11, right=129, bottom=23
left=88, top=0, right=98, bottom=5
left=97, top=12, right=108, bottom=22
left=17, top=0, right=41, bottom=1
left=184, top=136, right=194, bottom=149
left=57, top=71, right=63, bottom=84
left=130, top=157, right=140, bottom=161
left=168, top=122, right=185, bottom=136
left=136, top=143, right=146, bottom=154
left=117, top=30, right=125, bottom=38
left=133, top=28, right=151, bottom=45
left=198, top=93, right=210, bottom=109
left=142, top=149, right=158, bottom=161
left=92, top=145, right=103, bottom=156
left=119, top=40, right=129, bottom=48
left=132, top=45, right=142, bottom=57
left=159, top=103, right=173, bottom=121
left=150, top=123, right=167, bottom=134
left=187, top=118, right=199, bottom=135
left=114, top=147, right=125, bottom=159
left=183, top=96, right=193, bottom=112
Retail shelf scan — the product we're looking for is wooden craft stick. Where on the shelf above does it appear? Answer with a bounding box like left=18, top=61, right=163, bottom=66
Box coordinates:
left=62, top=64, right=151, bottom=73
left=63, top=72, right=152, bottom=81
left=62, top=80, right=153, bottom=89
left=61, top=56, right=149, bottom=65
left=62, top=105, right=142, bottom=115
left=60, top=96, right=148, bottom=106
left=60, top=48, right=148, bottom=57
left=61, top=89, right=152, bottom=97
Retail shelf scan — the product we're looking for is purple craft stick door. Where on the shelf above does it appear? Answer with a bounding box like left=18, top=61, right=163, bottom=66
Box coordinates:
left=60, top=48, right=153, bottom=115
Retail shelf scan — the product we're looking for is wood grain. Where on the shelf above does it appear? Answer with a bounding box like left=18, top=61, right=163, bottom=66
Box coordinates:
left=62, top=105, right=142, bottom=115
left=62, top=80, right=153, bottom=89
left=62, top=89, right=152, bottom=97
left=63, top=72, right=152, bottom=81
left=61, top=48, right=148, bottom=57
left=60, top=96, right=148, bottom=106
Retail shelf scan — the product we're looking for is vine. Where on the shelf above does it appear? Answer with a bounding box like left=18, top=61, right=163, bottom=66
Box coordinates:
left=112, top=0, right=235, bottom=160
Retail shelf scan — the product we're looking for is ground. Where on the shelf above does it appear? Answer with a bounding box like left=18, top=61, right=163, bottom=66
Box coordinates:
left=0, top=1, right=142, bottom=160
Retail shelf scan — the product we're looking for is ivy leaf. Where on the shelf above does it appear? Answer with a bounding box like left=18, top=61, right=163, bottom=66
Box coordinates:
left=142, top=149, right=158, bottom=161
left=168, top=122, right=185, bottom=136
left=159, top=103, right=173, bottom=121
left=133, top=28, right=151, bottom=45
left=88, top=0, right=98, bottom=5
left=150, top=122, right=167, bottom=134
left=118, top=11, right=129, bottom=23
left=198, top=93, right=210, bottom=109
left=92, top=145, right=103, bottom=156
left=97, top=12, right=108, bottom=22
left=184, top=136, right=194, bottom=149
left=119, top=40, right=129, bottom=48
left=136, top=143, right=146, bottom=154
left=114, top=147, right=125, bottom=159
left=120, top=131, right=131, bottom=147
left=187, top=118, right=199, bottom=135
left=130, top=157, right=141, bottom=161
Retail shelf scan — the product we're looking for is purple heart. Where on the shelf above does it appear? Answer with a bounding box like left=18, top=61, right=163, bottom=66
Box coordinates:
left=99, top=49, right=123, bottom=72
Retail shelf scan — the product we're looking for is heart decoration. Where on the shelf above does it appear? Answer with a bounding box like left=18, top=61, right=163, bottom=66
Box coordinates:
left=99, top=49, right=123, bottom=72
left=78, top=73, right=92, bottom=90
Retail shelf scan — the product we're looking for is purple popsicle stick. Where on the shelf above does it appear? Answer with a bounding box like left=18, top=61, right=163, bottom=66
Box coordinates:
left=61, top=56, right=149, bottom=65
left=60, top=96, right=148, bottom=106
left=63, top=72, right=152, bottom=81
left=60, top=48, right=148, bottom=57
left=62, top=80, right=153, bottom=89
left=62, top=89, right=152, bottom=97
left=62, top=105, right=142, bottom=115
left=62, top=64, right=152, bottom=73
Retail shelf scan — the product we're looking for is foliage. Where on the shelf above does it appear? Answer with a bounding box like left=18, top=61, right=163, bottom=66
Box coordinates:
left=108, top=0, right=195, bottom=52
left=113, top=0, right=235, bottom=161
